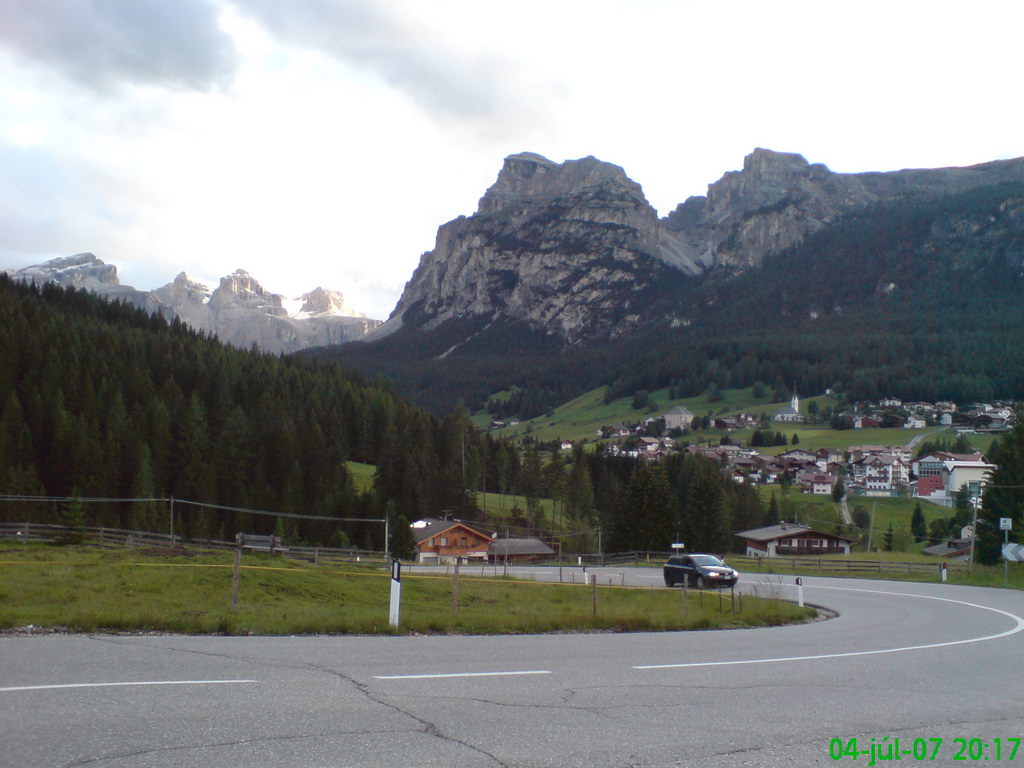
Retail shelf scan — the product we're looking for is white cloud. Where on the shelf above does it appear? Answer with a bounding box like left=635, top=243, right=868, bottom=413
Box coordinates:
left=0, top=0, right=237, bottom=92
left=0, top=0, right=1022, bottom=320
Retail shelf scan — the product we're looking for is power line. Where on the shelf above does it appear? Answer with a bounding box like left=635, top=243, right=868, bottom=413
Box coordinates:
left=0, top=495, right=385, bottom=524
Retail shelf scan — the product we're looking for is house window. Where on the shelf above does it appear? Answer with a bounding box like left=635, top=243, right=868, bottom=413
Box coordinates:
left=461, top=537, right=468, bottom=547
left=439, top=536, right=448, bottom=546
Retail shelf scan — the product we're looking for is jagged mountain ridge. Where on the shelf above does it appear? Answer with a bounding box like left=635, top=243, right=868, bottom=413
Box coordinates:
left=314, top=149, right=1024, bottom=415
left=7, top=254, right=380, bottom=354
left=372, top=148, right=1024, bottom=347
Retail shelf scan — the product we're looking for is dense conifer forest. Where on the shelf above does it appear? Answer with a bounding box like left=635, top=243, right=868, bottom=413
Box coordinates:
left=0, top=276, right=773, bottom=554
left=0, top=277, right=501, bottom=551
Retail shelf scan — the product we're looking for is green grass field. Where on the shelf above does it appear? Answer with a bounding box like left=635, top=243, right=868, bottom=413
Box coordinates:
left=756, top=486, right=958, bottom=554
left=346, top=461, right=376, bottom=492
left=0, top=545, right=812, bottom=635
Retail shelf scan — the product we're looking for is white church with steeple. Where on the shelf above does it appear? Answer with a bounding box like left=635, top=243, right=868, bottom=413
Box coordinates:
left=773, top=394, right=804, bottom=422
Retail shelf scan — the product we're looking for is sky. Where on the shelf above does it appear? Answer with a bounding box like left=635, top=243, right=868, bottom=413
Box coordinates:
left=1, top=0, right=1022, bottom=320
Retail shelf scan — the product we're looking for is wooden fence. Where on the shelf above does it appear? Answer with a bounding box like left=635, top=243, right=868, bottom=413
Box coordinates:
left=0, top=522, right=388, bottom=566
left=571, top=550, right=968, bottom=577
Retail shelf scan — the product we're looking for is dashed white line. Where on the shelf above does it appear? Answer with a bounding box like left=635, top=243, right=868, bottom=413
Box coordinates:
left=0, top=680, right=259, bottom=692
left=375, top=670, right=551, bottom=680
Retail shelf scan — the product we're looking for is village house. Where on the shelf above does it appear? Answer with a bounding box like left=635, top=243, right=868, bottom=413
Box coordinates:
left=735, top=523, right=857, bottom=557
left=663, top=405, right=695, bottom=431
left=853, top=415, right=882, bottom=429
left=794, top=470, right=837, bottom=494
left=904, top=414, right=926, bottom=429
left=851, top=454, right=909, bottom=495
left=412, top=518, right=493, bottom=564
left=815, top=448, right=842, bottom=469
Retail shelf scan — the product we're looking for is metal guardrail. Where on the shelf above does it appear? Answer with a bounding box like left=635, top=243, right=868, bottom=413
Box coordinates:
left=0, top=522, right=388, bottom=566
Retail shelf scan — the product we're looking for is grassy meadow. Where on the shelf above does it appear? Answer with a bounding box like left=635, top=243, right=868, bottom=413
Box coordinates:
left=0, top=544, right=813, bottom=635
left=757, top=486, right=959, bottom=554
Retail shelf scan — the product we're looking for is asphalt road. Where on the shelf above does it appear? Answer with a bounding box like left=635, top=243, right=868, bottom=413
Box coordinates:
left=3, top=571, right=1023, bottom=767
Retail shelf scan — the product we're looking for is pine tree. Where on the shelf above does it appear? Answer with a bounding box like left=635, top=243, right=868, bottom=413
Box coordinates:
left=764, top=493, right=781, bottom=525
left=910, top=502, right=926, bottom=542
left=615, top=461, right=675, bottom=551
left=681, top=459, right=731, bottom=553
left=832, top=478, right=845, bottom=503
left=883, top=522, right=895, bottom=552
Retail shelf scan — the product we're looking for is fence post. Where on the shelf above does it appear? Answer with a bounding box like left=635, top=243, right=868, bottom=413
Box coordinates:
left=451, top=559, right=460, bottom=618
left=591, top=573, right=598, bottom=617
left=231, top=548, right=241, bottom=613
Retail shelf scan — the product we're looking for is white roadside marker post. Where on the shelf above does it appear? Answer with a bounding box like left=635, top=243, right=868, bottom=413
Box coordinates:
left=795, top=576, right=804, bottom=607
left=389, top=558, right=401, bottom=628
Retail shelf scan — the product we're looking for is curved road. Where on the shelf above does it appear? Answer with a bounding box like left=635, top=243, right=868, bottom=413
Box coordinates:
left=2, top=571, right=1023, bottom=767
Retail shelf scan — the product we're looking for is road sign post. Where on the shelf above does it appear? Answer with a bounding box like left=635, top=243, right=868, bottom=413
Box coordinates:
left=795, top=576, right=804, bottom=607
left=1001, top=519, right=1016, bottom=588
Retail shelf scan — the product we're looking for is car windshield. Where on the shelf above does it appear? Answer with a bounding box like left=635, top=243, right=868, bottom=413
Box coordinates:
left=691, top=555, right=724, bottom=566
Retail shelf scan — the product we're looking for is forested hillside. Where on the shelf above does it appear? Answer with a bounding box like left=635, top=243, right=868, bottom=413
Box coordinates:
left=0, top=277, right=494, bottom=549
left=0, top=276, right=781, bottom=554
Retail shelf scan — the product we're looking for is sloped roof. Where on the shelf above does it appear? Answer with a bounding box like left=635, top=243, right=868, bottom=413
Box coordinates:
left=735, top=523, right=857, bottom=543
left=490, top=538, right=555, bottom=556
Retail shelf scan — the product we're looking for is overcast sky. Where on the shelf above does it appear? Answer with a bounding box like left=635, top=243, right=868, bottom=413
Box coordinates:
left=2, top=0, right=1022, bottom=319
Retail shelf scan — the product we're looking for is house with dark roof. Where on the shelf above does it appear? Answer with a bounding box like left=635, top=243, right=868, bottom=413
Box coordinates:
left=411, top=518, right=492, bottom=564
left=735, top=523, right=857, bottom=557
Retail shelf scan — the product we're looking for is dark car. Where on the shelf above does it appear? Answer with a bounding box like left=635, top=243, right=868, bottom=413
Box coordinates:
left=663, top=554, right=739, bottom=588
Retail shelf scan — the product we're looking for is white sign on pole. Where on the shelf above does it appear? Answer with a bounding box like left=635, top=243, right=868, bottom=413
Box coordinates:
left=1000, top=518, right=1012, bottom=531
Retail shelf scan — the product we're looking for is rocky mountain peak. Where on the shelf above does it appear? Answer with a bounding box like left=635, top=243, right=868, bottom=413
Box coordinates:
left=477, top=152, right=649, bottom=215
left=9, top=252, right=121, bottom=289
left=298, top=287, right=364, bottom=317
left=154, top=272, right=212, bottom=306
left=374, top=152, right=701, bottom=343
left=5, top=255, right=380, bottom=353
left=209, top=269, right=286, bottom=315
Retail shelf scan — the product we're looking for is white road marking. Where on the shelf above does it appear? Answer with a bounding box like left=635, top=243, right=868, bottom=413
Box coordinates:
left=635, top=586, right=1024, bottom=670
left=375, top=670, right=551, bottom=680
left=0, top=680, right=259, bottom=692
